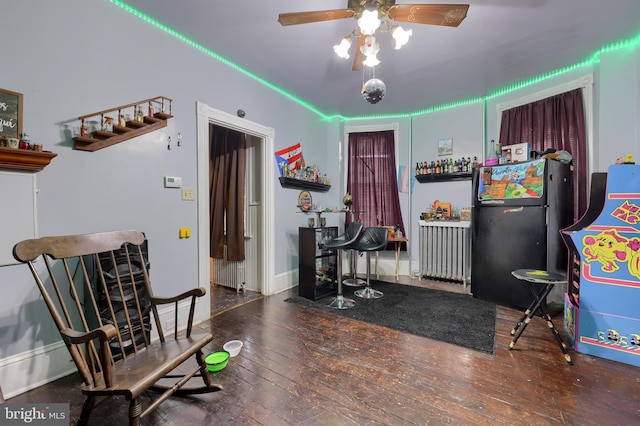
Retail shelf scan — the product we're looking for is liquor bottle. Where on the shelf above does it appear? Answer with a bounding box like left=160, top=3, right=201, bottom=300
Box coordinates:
left=472, top=156, right=479, bottom=170
left=448, top=158, right=453, bottom=173
left=435, top=160, right=441, bottom=174
left=118, top=114, right=126, bottom=127
left=136, top=107, right=144, bottom=122
left=416, top=162, right=421, bottom=176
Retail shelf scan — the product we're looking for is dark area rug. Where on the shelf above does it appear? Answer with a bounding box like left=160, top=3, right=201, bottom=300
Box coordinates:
left=285, top=280, right=496, bottom=354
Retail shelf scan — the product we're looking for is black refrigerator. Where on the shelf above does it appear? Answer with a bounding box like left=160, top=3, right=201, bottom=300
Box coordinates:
left=471, top=158, right=573, bottom=309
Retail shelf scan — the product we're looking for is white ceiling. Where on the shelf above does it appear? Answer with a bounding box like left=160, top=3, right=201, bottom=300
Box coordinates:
left=122, top=0, right=640, bottom=117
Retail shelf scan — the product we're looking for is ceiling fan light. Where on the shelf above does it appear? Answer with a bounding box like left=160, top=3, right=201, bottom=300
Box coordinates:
left=362, top=53, right=380, bottom=68
left=358, top=10, right=381, bottom=36
left=392, top=26, right=412, bottom=50
left=333, top=37, right=352, bottom=59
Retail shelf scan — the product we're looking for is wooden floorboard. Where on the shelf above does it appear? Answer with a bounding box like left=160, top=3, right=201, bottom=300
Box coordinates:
left=6, top=276, right=640, bottom=425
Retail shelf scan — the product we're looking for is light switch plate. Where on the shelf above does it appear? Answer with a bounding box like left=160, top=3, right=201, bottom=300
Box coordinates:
left=164, top=176, right=182, bottom=188
left=181, top=187, right=195, bottom=201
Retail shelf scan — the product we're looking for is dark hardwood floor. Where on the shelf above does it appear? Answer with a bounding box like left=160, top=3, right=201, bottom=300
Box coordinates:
left=7, top=276, right=640, bottom=425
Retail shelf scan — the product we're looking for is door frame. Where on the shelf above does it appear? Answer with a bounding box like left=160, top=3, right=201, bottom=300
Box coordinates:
left=196, top=102, right=276, bottom=297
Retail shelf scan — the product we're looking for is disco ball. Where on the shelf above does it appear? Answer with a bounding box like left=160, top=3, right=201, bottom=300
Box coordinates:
left=362, top=78, right=386, bottom=104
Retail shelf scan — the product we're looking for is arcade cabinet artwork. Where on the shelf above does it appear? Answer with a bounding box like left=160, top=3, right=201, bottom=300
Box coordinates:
left=561, top=157, right=640, bottom=367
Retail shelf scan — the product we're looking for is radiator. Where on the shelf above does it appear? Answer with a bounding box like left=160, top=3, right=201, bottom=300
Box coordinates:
left=419, top=221, right=471, bottom=287
left=211, top=245, right=246, bottom=292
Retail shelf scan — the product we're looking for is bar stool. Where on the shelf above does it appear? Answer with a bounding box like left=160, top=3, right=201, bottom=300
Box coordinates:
left=509, top=269, right=572, bottom=364
left=354, top=227, right=388, bottom=299
left=344, top=212, right=365, bottom=287
left=324, top=222, right=363, bottom=309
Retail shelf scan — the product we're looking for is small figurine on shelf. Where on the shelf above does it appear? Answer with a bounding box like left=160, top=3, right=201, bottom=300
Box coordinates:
left=80, top=122, right=88, bottom=137
left=103, top=116, right=113, bottom=132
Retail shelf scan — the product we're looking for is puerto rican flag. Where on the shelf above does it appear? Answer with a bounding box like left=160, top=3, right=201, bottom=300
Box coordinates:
left=274, top=142, right=305, bottom=176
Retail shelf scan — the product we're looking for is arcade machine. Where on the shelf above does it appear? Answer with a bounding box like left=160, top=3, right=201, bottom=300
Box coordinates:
left=561, top=156, right=640, bottom=367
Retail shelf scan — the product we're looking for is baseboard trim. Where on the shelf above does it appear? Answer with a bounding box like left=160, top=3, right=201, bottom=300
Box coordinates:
left=1, top=300, right=206, bottom=399
left=273, top=269, right=298, bottom=294
left=0, top=341, right=75, bottom=400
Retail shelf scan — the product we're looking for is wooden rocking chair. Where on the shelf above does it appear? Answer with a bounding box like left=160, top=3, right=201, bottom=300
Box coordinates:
left=13, top=230, right=221, bottom=425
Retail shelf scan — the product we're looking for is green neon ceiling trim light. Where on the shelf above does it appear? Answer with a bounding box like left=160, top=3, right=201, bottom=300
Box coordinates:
left=111, top=0, right=639, bottom=122
left=109, top=0, right=330, bottom=119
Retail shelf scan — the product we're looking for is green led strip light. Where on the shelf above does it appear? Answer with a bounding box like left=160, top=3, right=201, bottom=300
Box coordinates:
left=109, top=0, right=330, bottom=119
left=111, top=0, right=640, bottom=122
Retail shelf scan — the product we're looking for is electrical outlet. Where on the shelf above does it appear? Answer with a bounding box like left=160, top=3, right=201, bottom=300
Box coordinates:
left=181, top=187, right=195, bottom=201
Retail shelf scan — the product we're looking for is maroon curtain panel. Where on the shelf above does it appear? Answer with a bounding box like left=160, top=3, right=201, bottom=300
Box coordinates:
left=499, top=88, right=587, bottom=220
left=209, top=124, right=246, bottom=261
left=346, top=130, right=405, bottom=238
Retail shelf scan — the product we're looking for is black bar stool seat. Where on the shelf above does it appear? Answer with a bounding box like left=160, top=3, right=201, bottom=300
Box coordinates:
left=324, top=222, right=363, bottom=309
left=509, top=269, right=572, bottom=364
left=354, top=227, right=388, bottom=299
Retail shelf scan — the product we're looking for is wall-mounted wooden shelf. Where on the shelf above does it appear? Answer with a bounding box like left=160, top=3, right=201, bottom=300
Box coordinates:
left=278, top=176, right=331, bottom=192
left=73, top=96, right=173, bottom=152
left=0, top=147, right=57, bottom=171
left=415, top=172, right=472, bottom=183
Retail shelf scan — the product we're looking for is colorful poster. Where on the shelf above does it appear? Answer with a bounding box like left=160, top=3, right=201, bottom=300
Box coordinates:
left=478, top=159, right=545, bottom=200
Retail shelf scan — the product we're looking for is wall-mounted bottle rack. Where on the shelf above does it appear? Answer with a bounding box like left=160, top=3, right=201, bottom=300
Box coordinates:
left=415, top=172, right=473, bottom=183
left=278, top=176, right=331, bottom=192
left=72, top=96, right=173, bottom=152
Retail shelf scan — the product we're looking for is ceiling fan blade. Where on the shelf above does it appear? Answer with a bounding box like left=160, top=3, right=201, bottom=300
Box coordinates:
left=388, top=4, right=469, bottom=27
left=278, top=9, right=354, bottom=26
left=352, top=34, right=365, bottom=71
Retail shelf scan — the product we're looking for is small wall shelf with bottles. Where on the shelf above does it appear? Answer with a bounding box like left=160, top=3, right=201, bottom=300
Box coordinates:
left=0, top=146, right=57, bottom=171
left=278, top=176, right=331, bottom=192
left=72, top=96, right=173, bottom=152
left=415, top=172, right=473, bottom=183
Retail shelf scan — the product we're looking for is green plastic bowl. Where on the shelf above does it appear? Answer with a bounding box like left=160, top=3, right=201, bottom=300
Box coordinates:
left=205, top=351, right=229, bottom=372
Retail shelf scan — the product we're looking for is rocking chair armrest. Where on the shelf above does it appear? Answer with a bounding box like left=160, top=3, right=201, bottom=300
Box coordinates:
left=60, top=324, right=118, bottom=345
left=150, top=287, right=207, bottom=305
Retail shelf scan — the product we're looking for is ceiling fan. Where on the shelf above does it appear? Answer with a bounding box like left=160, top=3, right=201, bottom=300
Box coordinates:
left=278, top=1, right=469, bottom=71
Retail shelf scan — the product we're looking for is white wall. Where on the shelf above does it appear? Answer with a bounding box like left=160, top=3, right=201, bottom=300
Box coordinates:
left=597, top=48, right=640, bottom=169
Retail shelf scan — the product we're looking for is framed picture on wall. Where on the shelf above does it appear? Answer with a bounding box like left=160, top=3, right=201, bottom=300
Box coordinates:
left=0, top=88, right=23, bottom=139
left=438, top=138, right=453, bottom=156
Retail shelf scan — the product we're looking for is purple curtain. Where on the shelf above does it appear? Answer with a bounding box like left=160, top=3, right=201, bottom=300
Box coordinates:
left=346, top=130, right=405, bottom=238
left=209, top=124, right=246, bottom=261
left=499, top=88, right=587, bottom=221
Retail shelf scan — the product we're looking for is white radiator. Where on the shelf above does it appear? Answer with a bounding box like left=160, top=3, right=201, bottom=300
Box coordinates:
left=419, top=221, right=471, bottom=287
left=211, top=245, right=246, bottom=292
